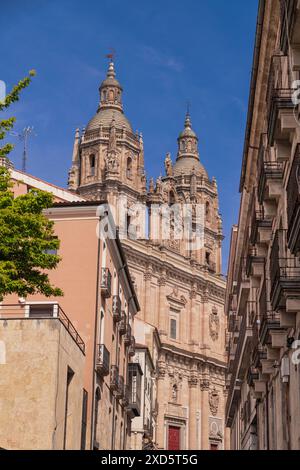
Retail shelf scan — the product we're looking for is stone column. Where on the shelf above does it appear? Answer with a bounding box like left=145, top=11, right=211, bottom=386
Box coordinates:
left=156, top=359, right=167, bottom=449
left=158, top=273, right=167, bottom=337
left=188, top=371, right=199, bottom=449
left=189, top=287, right=198, bottom=346
left=144, top=270, right=152, bottom=324
left=200, top=378, right=210, bottom=450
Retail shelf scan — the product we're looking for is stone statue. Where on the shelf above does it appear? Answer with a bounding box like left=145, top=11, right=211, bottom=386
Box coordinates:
left=156, top=176, right=162, bottom=193
left=165, top=152, right=173, bottom=177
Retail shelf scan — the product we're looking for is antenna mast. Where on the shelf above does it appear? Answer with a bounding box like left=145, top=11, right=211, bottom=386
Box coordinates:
left=10, top=126, right=36, bottom=172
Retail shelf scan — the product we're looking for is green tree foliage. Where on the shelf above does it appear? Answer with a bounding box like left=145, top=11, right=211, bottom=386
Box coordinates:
left=0, top=72, right=63, bottom=300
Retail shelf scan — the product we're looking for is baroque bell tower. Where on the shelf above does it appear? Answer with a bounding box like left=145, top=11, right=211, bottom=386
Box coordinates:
left=68, top=60, right=146, bottom=208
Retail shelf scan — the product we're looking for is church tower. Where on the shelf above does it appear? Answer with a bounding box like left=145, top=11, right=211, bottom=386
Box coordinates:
left=68, top=60, right=146, bottom=207
left=148, top=111, right=223, bottom=274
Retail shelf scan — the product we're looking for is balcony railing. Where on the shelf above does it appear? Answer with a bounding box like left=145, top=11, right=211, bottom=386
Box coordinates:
left=270, top=230, right=300, bottom=309
left=128, top=336, right=136, bottom=357
left=96, top=344, right=110, bottom=376
left=246, top=247, right=265, bottom=278
left=124, top=323, right=132, bottom=346
left=250, top=208, right=273, bottom=245
left=236, top=258, right=250, bottom=302
left=247, top=367, right=259, bottom=387
left=112, top=295, right=121, bottom=322
left=0, top=303, right=85, bottom=354
left=287, top=148, right=300, bottom=255
left=100, top=267, right=112, bottom=298
left=259, top=311, right=282, bottom=345
left=119, top=311, right=127, bottom=335
left=266, top=54, right=294, bottom=144
left=110, top=365, right=119, bottom=392
left=252, top=344, right=267, bottom=368
left=116, top=375, right=125, bottom=399
left=257, top=136, right=284, bottom=203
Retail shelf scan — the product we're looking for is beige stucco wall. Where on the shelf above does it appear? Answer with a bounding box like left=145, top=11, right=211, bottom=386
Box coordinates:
left=0, top=318, right=85, bottom=450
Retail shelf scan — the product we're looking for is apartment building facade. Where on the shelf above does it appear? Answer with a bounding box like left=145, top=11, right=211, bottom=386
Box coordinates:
left=0, top=165, right=141, bottom=450
left=226, top=0, right=300, bottom=450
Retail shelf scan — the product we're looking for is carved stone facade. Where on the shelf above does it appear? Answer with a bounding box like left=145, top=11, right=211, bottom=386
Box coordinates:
left=69, top=60, right=228, bottom=450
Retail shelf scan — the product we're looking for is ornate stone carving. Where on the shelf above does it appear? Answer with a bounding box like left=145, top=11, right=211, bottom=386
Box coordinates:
left=209, top=307, right=220, bottom=341
left=188, top=372, right=198, bottom=388
left=200, top=379, right=210, bottom=391
left=209, top=387, right=220, bottom=416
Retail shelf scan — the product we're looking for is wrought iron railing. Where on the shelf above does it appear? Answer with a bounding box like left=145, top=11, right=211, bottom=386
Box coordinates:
left=96, top=344, right=110, bottom=376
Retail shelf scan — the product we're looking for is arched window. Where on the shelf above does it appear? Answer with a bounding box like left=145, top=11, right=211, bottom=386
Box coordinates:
left=102, top=90, right=107, bottom=102
left=205, top=201, right=211, bottom=223
left=109, top=89, right=114, bottom=101
left=89, top=154, right=95, bottom=176
left=127, top=157, right=132, bottom=179
left=172, top=384, right=178, bottom=403
left=169, top=191, right=176, bottom=205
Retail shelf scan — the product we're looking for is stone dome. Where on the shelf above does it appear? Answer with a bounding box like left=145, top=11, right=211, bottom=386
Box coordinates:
left=173, top=156, right=208, bottom=177
left=86, top=108, right=132, bottom=132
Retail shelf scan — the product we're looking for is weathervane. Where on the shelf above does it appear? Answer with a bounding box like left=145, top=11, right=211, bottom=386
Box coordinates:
left=106, top=48, right=116, bottom=62
left=10, top=126, right=36, bottom=172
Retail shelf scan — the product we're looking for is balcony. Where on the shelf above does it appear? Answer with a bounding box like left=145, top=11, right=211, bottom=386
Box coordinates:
left=96, top=344, right=110, bottom=376
left=116, top=375, right=125, bottom=399
left=228, top=311, right=238, bottom=333
left=270, top=230, right=300, bottom=310
left=122, top=384, right=129, bottom=407
left=247, top=367, right=259, bottom=387
left=266, top=54, right=295, bottom=145
left=110, top=365, right=119, bottom=392
left=257, top=137, right=283, bottom=204
left=250, top=208, right=273, bottom=245
left=124, top=323, right=132, bottom=346
left=252, top=345, right=267, bottom=369
left=127, top=362, right=143, bottom=418
left=236, top=258, right=250, bottom=309
left=259, top=311, right=282, bottom=346
left=128, top=336, right=136, bottom=357
left=287, top=148, right=300, bottom=255
left=0, top=303, right=85, bottom=354
left=100, top=267, right=112, bottom=298
left=246, top=247, right=265, bottom=278
left=119, top=311, right=127, bottom=336
left=112, top=295, right=121, bottom=322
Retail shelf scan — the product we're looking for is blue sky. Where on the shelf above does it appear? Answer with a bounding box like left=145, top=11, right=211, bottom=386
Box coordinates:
left=1, top=0, right=258, bottom=272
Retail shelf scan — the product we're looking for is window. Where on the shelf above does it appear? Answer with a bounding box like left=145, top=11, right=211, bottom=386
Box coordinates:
left=93, top=388, right=101, bottom=450
left=29, top=304, right=54, bottom=318
left=80, top=389, right=88, bottom=450
left=63, top=367, right=74, bottom=450
left=170, top=318, right=177, bottom=340
left=89, top=154, right=96, bottom=176
left=126, top=157, right=132, bottom=179
left=206, top=201, right=211, bottom=223
left=206, top=252, right=211, bottom=266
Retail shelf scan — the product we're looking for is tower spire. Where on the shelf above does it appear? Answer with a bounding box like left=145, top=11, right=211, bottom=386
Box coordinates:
left=98, top=56, right=123, bottom=112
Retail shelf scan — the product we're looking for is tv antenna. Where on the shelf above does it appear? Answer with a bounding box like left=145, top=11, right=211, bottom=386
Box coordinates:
left=10, top=126, right=36, bottom=172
